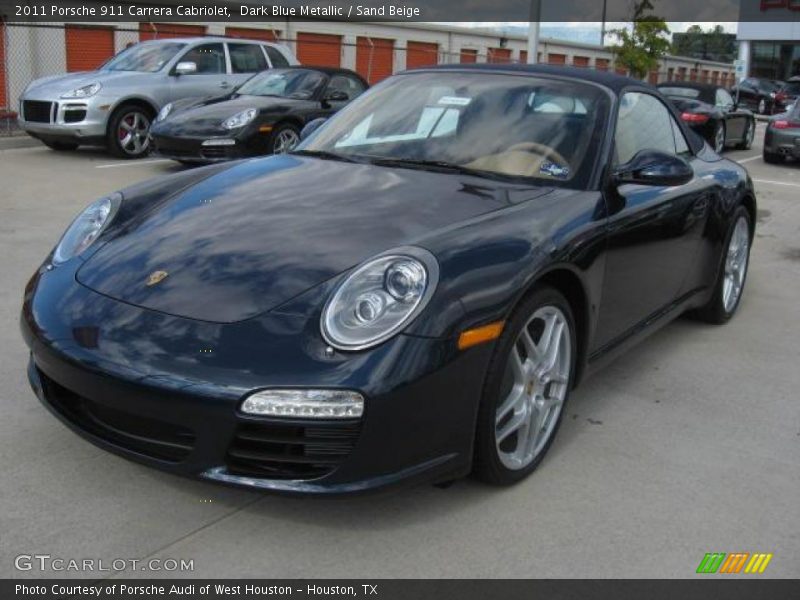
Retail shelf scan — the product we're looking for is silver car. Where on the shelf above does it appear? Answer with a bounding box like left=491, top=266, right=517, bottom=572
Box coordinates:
left=18, top=37, right=298, bottom=158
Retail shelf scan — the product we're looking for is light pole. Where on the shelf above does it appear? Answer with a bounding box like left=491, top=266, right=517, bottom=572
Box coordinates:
left=600, top=0, right=607, bottom=45
left=527, top=0, right=541, bottom=64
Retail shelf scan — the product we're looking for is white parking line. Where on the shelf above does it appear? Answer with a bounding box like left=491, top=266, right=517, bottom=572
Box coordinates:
left=736, top=155, right=762, bottom=164
left=95, top=159, right=172, bottom=169
left=753, top=178, right=800, bottom=189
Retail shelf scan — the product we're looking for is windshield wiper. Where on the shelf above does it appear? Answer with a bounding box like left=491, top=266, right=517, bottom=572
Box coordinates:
left=367, top=157, right=497, bottom=179
left=290, top=149, right=366, bottom=164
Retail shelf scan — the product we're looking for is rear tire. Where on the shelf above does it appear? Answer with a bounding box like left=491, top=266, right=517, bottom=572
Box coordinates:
left=473, top=286, right=576, bottom=485
left=43, top=140, right=78, bottom=151
left=763, top=149, right=784, bottom=164
left=106, top=104, right=154, bottom=159
left=711, top=121, right=726, bottom=154
left=757, top=98, right=767, bottom=115
left=736, top=119, right=754, bottom=150
left=693, top=206, right=751, bottom=324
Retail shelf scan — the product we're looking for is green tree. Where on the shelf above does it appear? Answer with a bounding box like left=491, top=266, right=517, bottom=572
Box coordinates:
left=672, top=25, right=735, bottom=62
left=610, top=0, right=671, bottom=79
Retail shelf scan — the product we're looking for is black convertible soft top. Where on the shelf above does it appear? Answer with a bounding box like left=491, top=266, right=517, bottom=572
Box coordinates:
left=415, top=63, right=651, bottom=94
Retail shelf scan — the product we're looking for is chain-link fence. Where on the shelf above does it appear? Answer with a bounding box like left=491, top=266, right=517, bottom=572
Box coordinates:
left=0, top=21, right=736, bottom=136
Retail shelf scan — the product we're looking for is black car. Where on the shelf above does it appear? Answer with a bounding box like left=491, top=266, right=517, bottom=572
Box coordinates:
left=150, top=67, right=368, bottom=163
left=763, top=101, right=800, bottom=164
left=773, top=78, right=800, bottom=116
left=658, top=82, right=755, bottom=154
left=22, top=65, right=756, bottom=494
left=730, top=77, right=782, bottom=115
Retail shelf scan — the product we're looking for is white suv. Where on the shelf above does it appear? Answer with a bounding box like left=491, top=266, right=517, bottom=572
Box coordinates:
left=18, top=37, right=298, bottom=158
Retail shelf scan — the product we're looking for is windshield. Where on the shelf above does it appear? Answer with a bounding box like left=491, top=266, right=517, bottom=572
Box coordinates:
left=660, top=87, right=701, bottom=99
left=300, top=72, right=608, bottom=188
left=103, top=42, right=186, bottom=73
left=237, top=69, right=325, bottom=99
left=759, top=79, right=780, bottom=92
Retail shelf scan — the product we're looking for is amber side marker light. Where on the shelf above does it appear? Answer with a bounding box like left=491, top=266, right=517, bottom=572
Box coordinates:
left=259, top=125, right=273, bottom=133
left=458, top=321, right=505, bottom=350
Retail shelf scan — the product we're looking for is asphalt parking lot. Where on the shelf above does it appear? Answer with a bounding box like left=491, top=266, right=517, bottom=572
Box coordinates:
left=1, top=123, right=798, bottom=579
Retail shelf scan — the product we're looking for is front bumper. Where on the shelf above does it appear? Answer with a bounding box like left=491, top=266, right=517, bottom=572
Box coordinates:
left=17, top=94, right=113, bottom=142
left=21, top=261, right=492, bottom=494
left=150, top=131, right=261, bottom=164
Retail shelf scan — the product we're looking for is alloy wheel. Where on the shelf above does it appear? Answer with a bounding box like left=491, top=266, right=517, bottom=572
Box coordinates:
left=758, top=99, right=766, bottom=115
left=495, top=306, right=571, bottom=471
left=722, top=216, right=749, bottom=313
left=117, top=110, right=151, bottom=156
left=273, top=129, right=300, bottom=154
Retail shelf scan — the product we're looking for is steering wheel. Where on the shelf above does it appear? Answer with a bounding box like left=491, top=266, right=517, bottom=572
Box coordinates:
left=507, top=142, right=570, bottom=172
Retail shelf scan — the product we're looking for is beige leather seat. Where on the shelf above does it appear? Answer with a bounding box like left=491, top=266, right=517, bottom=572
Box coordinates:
left=465, top=142, right=572, bottom=180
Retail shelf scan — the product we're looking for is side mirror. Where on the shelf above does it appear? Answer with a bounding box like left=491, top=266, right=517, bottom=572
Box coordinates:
left=613, top=150, right=693, bottom=187
left=174, top=61, right=197, bottom=76
left=323, top=89, right=349, bottom=103
left=300, top=117, right=328, bottom=141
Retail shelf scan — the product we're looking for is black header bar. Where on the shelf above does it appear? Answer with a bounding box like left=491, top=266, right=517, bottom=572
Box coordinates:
left=1, top=0, right=799, bottom=23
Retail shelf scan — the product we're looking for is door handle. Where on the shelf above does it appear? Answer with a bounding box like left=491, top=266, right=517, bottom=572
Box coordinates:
left=219, top=82, right=231, bottom=88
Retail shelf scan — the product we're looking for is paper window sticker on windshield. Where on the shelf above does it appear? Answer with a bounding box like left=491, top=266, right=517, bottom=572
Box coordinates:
left=540, top=161, right=570, bottom=180
left=438, top=96, right=471, bottom=106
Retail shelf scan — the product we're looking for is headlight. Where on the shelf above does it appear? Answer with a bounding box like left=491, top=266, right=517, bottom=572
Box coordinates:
left=321, top=248, right=439, bottom=351
left=52, top=193, right=121, bottom=265
left=156, top=102, right=173, bottom=122
left=222, top=108, right=257, bottom=129
left=60, top=82, right=101, bottom=99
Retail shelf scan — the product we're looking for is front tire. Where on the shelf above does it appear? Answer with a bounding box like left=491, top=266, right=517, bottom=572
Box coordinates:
left=269, top=123, right=300, bottom=154
left=694, top=207, right=751, bottom=324
left=107, top=104, right=153, bottom=159
left=473, top=287, right=576, bottom=485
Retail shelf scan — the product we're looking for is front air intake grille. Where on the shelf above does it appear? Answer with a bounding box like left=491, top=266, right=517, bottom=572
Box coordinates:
left=225, top=421, right=362, bottom=480
left=63, top=109, right=87, bottom=123
left=38, top=369, right=195, bottom=462
left=200, top=146, right=229, bottom=160
left=23, top=101, right=54, bottom=123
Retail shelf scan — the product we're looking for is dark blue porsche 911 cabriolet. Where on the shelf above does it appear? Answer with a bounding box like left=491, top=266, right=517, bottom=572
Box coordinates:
left=22, top=65, right=756, bottom=494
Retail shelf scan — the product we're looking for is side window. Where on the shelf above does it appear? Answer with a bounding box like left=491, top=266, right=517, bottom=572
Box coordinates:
left=670, top=117, right=690, bottom=155
left=180, top=43, right=225, bottom=75
left=716, top=88, right=734, bottom=108
left=327, top=74, right=367, bottom=100
left=228, top=43, right=267, bottom=74
left=264, top=46, right=290, bottom=68
left=614, top=92, right=677, bottom=165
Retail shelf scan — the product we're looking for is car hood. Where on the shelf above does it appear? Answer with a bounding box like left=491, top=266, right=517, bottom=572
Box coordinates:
left=76, top=155, right=552, bottom=323
left=153, top=96, right=308, bottom=136
left=24, top=70, right=156, bottom=97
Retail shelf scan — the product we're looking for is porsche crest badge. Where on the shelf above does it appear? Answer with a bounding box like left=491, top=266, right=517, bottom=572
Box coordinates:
left=146, top=270, right=169, bottom=287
